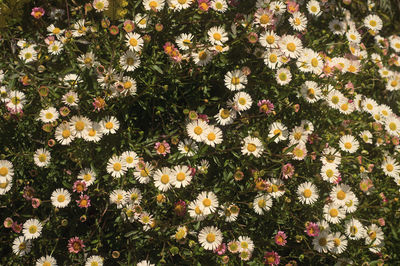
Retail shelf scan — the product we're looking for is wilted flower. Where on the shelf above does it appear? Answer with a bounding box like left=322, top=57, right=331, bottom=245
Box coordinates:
left=67, top=237, right=85, bottom=253
left=31, top=7, right=45, bottom=19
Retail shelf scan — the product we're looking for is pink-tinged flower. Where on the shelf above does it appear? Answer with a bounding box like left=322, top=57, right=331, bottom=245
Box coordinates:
left=333, top=174, right=342, bottom=184
left=123, top=20, right=135, bottom=33
left=293, top=104, right=300, bottom=113
left=281, top=163, right=294, bottom=179
left=222, top=255, right=229, bottom=264
left=368, top=164, right=374, bottom=172
left=4, top=217, right=13, bottom=228
left=198, top=0, right=210, bottom=11
left=392, top=136, right=399, bottom=145
left=23, top=186, right=35, bottom=201
left=189, top=166, right=196, bottom=176
left=258, top=100, right=274, bottom=115
left=378, top=218, right=385, bottom=226
left=32, top=198, right=41, bottom=208
left=360, top=178, right=373, bottom=193
left=68, top=237, right=85, bottom=253
left=76, top=195, right=91, bottom=208
left=380, top=193, right=388, bottom=203
left=154, top=140, right=171, bottom=156
left=248, top=32, right=258, bottom=44
left=198, top=114, right=209, bottom=123
left=305, top=222, right=319, bottom=237
left=163, top=42, right=175, bottom=56
left=73, top=180, right=87, bottom=194
left=274, top=231, right=287, bottom=246
left=93, top=97, right=106, bottom=111
left=214, top=243, right=227, bottom=255
left=264, top=251, right=280, bottom=265
left=59, top=106, right=71, bottom=117
left=109, top=25, right=119, bottom=35
left=12, top=221, right=22, bottom=233
left=45, top=35, right=55, bottom=45
left=174, top=200, right=186, bottom=216
left=31, top=7, right=45, bottom=19
left=287, top=1, right=299, bottom=13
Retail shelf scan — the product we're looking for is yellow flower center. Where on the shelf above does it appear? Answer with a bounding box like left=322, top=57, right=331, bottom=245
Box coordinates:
left=113, top=162, right=122, bottom=171
left=176, top=172, right=186, bottom=181
left=337, top=190, right=346, bottom=200
left=198, top=51, right=207, bottom=60
left=303, top=189, right=312, bottom=198
left=329, top=208, right=339, bottom=217
left=241, top=242, right=248, bottom=249
left=53, top=27, right=61, bottom=34
left=149, top=1, right=158, bottom=8
left=247, top=143, right=257, bottom=152
left=231, top=76, right=240, bottom=85
left=269, top=54, right=277, bottom=63
left=333, top=238, right=341, bottom=247
left=258, top=199, right=266, bottom=208
left=331, top=96, right=339, bottom=104
left=38, top=154, right=47, bottom=162
left=194, top=126, right=203, bottom=135
left=141, top=168, right=149, bottom=177
left=91, top=262, right=99, bottom=266
left=368, top=230, right=377, bottom=239
left=293, top=148, right=304, bottom=158
left=57, top=194, right=65, bottom=202
left=310, top=5, right=317, bottom=12
left=25, top=53, right=32, bottom=59
left=207, top=132, right=216, bottom=141
left=386, top=164, right=394, bottom=172
left=105, top=122, right=113, bottom=129
left=75, top=121, right=85, bottom=131
left=260, top=14, right=270, bottom=25
left=161, top=174, right=169, bottom=184
left=11, top=97, right=21, bottom=105
left=294, top=17, right=301, bottom=26
left=203, top=198, right=211, bottom=207
left=238, top=97, right=246, bottom=105
left=195, top=206, right=202, bottom=215
left=206, top=233, right=215, bottom=243
left=19, top=242, right=26, bottom=250
left=84, top=174, right=92, bottom=181
left=344, top=142, right=352, bottom=149
left=341, top=103, right=349, bottom=111
left=326, top=169, right=333, bottom=178
left=311, top=58, right=319, bottom=67
left=0, top=181, right=8, bottom=188
left=215, top=2, right=223, bottom=9
left=0, top=167, right=8, bottom=176
left=66, top=95, right=75, bottom=103
left=266, top=35, right=275, bottom=44
left=369, top=20, right=377, bottom=27
left=348, top=65, right=356, bottom=72
left=287, top=42, right=296, bottom=52
left=350, top=226, right=358, bottom=235
left=62, top=129, right=71, bottom=138
left=279, top=72, right=287, bottom=81
left=95, top=2, right=105, bottom=9
left=129, top=38, right=138, bottom=47
left=84, top=57, right=92, bottom=64
left=273, top=129, right=281, bottom=136
left=391, top=80, right=398, bottom=87
left=213, top=32, right=222, bottom=41
left=88, top=129, right=96, bottom=137
left=29, top=225, right=37, bottom=234
left=157, top=144, right=166, bottom=154
left=220, top=109, right=230, bottom=119
left=124, top=81, right=132, bottom=89
left=389, top=122, right=397, bottom=131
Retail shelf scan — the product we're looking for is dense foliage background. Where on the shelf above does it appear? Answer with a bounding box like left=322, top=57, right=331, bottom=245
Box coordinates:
left=1, top=0, right=400, bottom=265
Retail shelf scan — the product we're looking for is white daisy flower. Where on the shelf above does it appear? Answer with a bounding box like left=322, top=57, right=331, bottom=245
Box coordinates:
left=345, top=218, right=366, bottom=240
left=241, top=136, right=264, bottom=157
left=51, top=188, right=71, bottom=208
left=120, top=50, right=141, bottom=72
left=110, top=189, right=127, bottom=209
left=339, top=135, right=359, bottom=153
left=331, top=232, right=348, bottom=254
left=312, top=231, right=333, bottom=253
left=106, top=155, right=127, bottom=178
left=70, top=115, right=92, bottom=138
left=153, top=167, right=173, bottom=192
left=23, top=219, right=43, bottom=240
left=297, top=182, right=319, bottom=205
left=34, top=148, right=51, bottom=167
left=214, top=108, right=236, bottom=126
left=101, top=116, right=120, bottom=135
left=171, top=165, right=192, bottom=188
left=207, top=26, right=228, bottom=45
left=323, top=203, right=345, bottom=224
left=203, top=125, right=223, bottom=147
left=197, top=191, right=219, bottom=215
left=253, top=193, right=272, bottom=214
left=125, top=32, right=144, bottom=52
left=178, top=139, right=198, bottom=156
left=176, top=33, right=194, bottom=50
left=134, top=161, right=154, bottom=184
left=279, top=35, right=303, bottom=59
left=224, top=70, right=247, bottom=91
left=268, top=122, right=288, bottom=143
left=12, top=236, right=31, bottom=256
left=85, top=255, right=104, bottom=266
left=198, top=226, right=223, bottom=250
left=232, top=91, right=253, bottom=112
left=275, top=67, right=292, bottom=85
left=186, top=119, right=209, bottom=142
left=78, top=168, right=96, bottom=187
